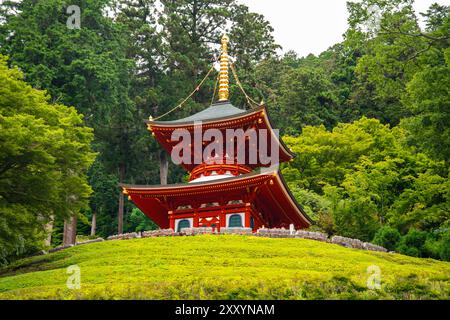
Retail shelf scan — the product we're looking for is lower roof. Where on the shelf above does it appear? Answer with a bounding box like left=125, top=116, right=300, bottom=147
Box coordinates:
left=121, top=171, right=312, bottom=229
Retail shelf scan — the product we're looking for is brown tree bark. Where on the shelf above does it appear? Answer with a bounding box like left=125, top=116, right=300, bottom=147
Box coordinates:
left=70, top=215, right=77, bottom=244
left=63, top=215, right=77, bottom=246
left=160, top=150, right=168, bottom=185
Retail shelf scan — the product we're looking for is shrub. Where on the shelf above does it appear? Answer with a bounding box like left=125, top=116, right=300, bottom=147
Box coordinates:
left=439, top=234, right=450, bottom=262
left=397, top=245, right=420, bottom=257
left=396, top=229, right=427, bottom=257
left=423, top=237, right=441, bottom=259
left=372, top=226, right=401, bottom=251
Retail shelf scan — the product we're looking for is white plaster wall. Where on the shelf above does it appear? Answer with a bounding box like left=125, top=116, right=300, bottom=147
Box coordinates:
left=189, top=173, right=234, bottom=183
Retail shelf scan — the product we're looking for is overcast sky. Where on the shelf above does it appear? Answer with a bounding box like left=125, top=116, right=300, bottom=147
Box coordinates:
left=238, top=0, right=450, bottom=57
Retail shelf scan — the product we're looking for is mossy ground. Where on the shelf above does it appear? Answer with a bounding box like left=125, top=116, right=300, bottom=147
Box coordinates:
left=0, top=235, right=449, bottom=299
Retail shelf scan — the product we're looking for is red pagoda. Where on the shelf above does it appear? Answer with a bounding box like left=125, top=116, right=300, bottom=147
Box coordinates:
left=121, top=35, right=311, bottom=232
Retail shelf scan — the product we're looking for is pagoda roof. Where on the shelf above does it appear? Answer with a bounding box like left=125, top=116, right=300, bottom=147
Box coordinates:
left=121, top=170, right=312, bottom=230
left=154, top=101, right=247, bottom=125
left=146, top=104, right=295, bottom=171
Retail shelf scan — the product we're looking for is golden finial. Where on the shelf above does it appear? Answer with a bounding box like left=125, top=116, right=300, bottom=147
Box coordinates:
left=218, top=34, right=230, bottom=101
left=148, top=115, right=154, bottom=121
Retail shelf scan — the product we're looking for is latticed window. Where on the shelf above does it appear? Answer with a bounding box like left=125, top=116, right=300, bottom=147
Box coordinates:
left=177, top=219, right=191, bottom=232
left=228, top=214, right=242, bottom=228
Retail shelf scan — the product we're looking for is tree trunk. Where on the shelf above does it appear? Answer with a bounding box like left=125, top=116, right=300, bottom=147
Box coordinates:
left=118, top=163, right=125, bottom=235
left=71, top=215, right=77, bottom=244
left=90, top=212, right=97, bottom=236
left=44, top=216, right=54, bottom=247
left=160, top=150, right=168, bottom=185
left=63, top=215, right=77, bottom=246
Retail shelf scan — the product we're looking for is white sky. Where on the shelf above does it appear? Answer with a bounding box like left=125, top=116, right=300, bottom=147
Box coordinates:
left=238, top=0, right=450, bottom=57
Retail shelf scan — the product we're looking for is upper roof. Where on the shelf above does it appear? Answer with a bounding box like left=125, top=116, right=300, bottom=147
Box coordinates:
left=146, top=104, right=295, bottom=172
left=158, top=101, right=247, bottom=124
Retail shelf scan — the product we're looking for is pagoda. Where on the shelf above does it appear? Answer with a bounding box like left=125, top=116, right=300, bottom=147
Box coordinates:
left=121, top=35, right=311, bottom=232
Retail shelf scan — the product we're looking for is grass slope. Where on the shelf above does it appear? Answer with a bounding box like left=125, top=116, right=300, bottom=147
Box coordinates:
left=0, top=235, right=449, bottom=299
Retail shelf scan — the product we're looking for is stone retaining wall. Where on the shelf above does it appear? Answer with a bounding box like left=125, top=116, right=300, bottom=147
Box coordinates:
left=219, top=227, right=253, bottom=235
left=257, top=228, right=293, bottom=237
left=141, top=229, right=176, bottom=237
left=44, top=227, right=387, bottom=254
left=107, top=232, right=139, bottom=240
left=182, top=227, right=214, bottom=235
left=295, top=230, right=329, bottom=242
left=330, top=235, right=387, bottom=252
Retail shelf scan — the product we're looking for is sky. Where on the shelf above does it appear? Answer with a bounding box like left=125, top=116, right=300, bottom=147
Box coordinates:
left=238, top=0, right=450, bottom=57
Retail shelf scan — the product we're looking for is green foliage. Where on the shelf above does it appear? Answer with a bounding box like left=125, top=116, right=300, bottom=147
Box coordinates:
left=397, top=229, right=427, bottom=257
left=126, top=208, right=158, bottom=233
left=373, top=226, right=401, bottom=251
left=277, top=67, right=338, bottom=134
left=440, top=233, right=450, bottom=261
left=401, top=48, right=450, bottom=162
left=0, top=54, right=95, bottom=264
left=0, top=235, right=449, bottom=299
left=283, top=116, right=449, bottom=248
left=0, top=0, right=448, bottom=266
left=87, top=160, right=119, bottom=237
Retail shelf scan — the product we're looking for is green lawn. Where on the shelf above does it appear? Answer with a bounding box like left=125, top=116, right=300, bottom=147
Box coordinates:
left=0, top=235, right=449, bottom=299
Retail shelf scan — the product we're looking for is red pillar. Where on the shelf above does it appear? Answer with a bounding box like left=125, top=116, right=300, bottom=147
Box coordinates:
left=245, top=204, right=251, bottom=228
left=169, top=212, right=175, bottom=230
left=220, top=206, right=226, bottom=229
left=193, top=208, right=199, bottom=227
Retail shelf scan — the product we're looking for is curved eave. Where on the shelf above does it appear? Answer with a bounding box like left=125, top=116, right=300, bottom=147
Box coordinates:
left=121, top=170, right=267, bottom=194
left=146, top=105, right=265, bottom=127
left=274, top=172, right=313, bottom=225
left=121, top=170, right=312, bottom=228
left=259, top=106, right=296, bottom=161
left=146, top=105, right=295, bottom=170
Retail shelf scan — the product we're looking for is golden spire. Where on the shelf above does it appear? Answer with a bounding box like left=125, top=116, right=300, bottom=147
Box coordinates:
left=218, top=34, right=230, bottom=101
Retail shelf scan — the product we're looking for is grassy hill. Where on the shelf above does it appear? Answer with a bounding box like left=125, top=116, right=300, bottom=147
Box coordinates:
left=0, top=235, right=449, bottom=299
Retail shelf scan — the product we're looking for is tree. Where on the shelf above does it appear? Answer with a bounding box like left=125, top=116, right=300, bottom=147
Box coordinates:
left=0, top=54, right=94, bottom=264
left=400, top=48, right=450, bottom=163
left=372, top=226, right=401, bottom=251
left=115, top=0, right=280, bottom=185
left=397, top=228, right=427, bottom=257
left=283, top=117, right=449, bottom=243
left=277, top=67, right=338, bottom=134
left=126, top=208, right=158, bottom=233
left=0, top=0, right=138, bottom=235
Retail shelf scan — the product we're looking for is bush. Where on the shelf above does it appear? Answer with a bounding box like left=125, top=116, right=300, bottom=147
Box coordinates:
left=397, top=244, right=420, bottom=257
left=423, top=237, right=441, bottom=260
left=372, top=226, right=401, bottom=251
left=439, top=234, right=450, bottom=262
left=396, top=229, right=427, bottom=257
